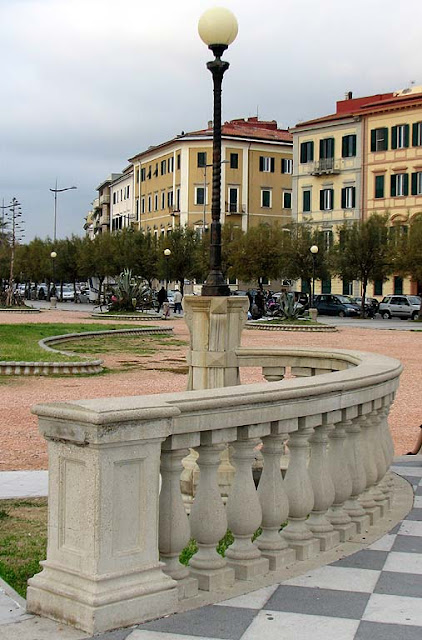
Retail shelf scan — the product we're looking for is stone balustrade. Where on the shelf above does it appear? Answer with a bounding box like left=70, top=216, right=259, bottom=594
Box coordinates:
left=27, top=347, right=402, bottom=635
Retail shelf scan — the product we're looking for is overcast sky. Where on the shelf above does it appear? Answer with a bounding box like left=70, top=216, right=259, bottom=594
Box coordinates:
left=1, top=0, right=422, bottom=241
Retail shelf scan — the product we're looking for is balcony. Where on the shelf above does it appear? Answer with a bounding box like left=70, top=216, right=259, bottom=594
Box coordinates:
left=27, top=341, right=402, bottom=635
left=99, top=194, right=110, bottom=205
left=310, top=158, right=342, bottom=175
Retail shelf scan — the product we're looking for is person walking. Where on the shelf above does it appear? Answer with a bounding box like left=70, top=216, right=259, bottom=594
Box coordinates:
left=157, top=286, right=167, bottom=313
left=173, top=289, right=183, bottom=314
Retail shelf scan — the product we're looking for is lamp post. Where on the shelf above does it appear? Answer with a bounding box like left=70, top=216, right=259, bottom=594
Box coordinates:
left=50, top=251, right=57, bottom=308
left=198, top=7, right=238, bottom=296
left=310, top=244, right=319, bottom=307
left=164, top=248, right=171, bottom=293
left=49, top=181, right=77, bottom=243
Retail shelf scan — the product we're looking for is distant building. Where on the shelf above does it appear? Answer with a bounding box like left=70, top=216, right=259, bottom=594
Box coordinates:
left=291, top=87, right=422, bottom=297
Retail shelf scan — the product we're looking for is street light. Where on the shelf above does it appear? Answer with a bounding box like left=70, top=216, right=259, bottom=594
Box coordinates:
left=198, top=7, right=238, bottom=296
left=50, top=181, right=77, bottom=243
left=164, top=248, right=171, bottom=293
left=50, top=251, right=57, bottom=308
left=310, top=244, right=319, bottom=307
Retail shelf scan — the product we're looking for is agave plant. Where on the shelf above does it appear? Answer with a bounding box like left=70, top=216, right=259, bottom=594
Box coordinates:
left=279, top=292, right=305, bottom=320
left=111, top=269, right=145, bottom=311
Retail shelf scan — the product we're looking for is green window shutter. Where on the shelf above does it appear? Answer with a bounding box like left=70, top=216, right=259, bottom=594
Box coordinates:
left=320, top=139, right=325, bottom=159
left=383, top=128, right=389, bottom=150
left=281, top=159, right=285, bottom=173
left=320, top=190, right=324, bottom=210
left=352, top=135, right=357, bottom=156
left=329, top=138, right=335, bottom=159
left=404, top=173, right=409, bottom=196
left=342, top=136, right=347, bottom=158
left=412, top=123, right=420, bottom=146
left=371, top=129, right=376, bottom=151
left=374, top=279, right=383, bottom=296
left=352, top=186, right=356, bottom=208
left=300, top=144, right=305, bottom=163
left=270, top=158, right=275, bottom=173
left=303, top=190, right=311, bottom=212
left=390, top=175, right=396, bottom=197
left=404, top=124, right=410, bottom=147
left=411, top=172, right=418, bottom=195
left=330, top=189, right=334, bottom=209
left=341, top=188, right=346, bottom=208
left=309, top=142, right=314, bottom=161
left=391, top=126, right=397, bottom=149
left=375, top=175, right=384, bottom=198
left=259, top=156, right=264, bottom=171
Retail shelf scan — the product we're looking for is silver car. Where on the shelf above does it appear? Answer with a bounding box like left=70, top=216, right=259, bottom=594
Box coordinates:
left=379, top=295, right=420, bottom=320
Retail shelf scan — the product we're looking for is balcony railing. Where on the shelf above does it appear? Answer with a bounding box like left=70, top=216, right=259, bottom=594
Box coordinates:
left=99, top=194, right=110, bottom=205
left=310, top=158, right=342, bottom=175
left=27, top=346, right=402, bottom=635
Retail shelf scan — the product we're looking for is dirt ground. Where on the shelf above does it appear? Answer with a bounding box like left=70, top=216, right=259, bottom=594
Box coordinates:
left=0, top=309, right=420, bottom=470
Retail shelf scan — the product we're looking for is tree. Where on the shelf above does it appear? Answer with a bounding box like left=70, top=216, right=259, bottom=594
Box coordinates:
left=160, top=227, right=201, bottom=296
left=332, top=214, right=392, bottom=317
left=394, top=215, right=422, bottom=318
left=77, top=233, right=120, bottom=302
left=228, top=224, right=285, bottom=285
left=281, top=225, right=330, bottom=290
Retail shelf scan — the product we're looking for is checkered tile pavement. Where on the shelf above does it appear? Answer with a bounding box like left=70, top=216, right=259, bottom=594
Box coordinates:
left=96, top=459, right=422, bottom=640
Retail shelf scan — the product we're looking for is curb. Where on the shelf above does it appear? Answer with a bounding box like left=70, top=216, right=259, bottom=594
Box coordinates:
left=246, top=322, right=337, bottom=332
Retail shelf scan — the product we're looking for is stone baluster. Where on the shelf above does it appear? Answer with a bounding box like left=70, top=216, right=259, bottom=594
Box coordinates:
left=375, top=402, right=393, bottom=510
left=307, top=414, right=340, bottom=550
left=343, top=413, right=370, bottom=534
left=226, top=424, right=270, bottom=580
left=262, top=366, right=285, bottom=382
left=382, top=396, right=396, bottom=498
left=328, top=412, right=357, bottom=541
left=189, top=432, right=236, bottom=591
left=367, top=407, right=388, bottom=517
left=358, top=411, right=381, bottom=524
left=159, top=437, right=198, bottom=599
left=282, top=417, right=320, bottom=560
left=256, top=426, right=296, bottom=569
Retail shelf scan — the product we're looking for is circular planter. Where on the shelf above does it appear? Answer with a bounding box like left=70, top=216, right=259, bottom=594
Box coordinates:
left=246, top=321, right=337, bottom=332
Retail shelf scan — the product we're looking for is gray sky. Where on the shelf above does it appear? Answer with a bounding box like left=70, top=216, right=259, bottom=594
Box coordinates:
left=1, top=0, right=421, bottom=241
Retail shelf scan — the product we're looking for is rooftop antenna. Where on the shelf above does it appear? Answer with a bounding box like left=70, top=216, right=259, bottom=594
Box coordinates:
left=256, top=105, right=259, bottom=118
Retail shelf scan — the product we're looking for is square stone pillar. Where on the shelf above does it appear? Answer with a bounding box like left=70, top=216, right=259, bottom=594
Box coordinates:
left=26, top=399, right=179, bottom=635
left=184, top=296, right=249, bottom=391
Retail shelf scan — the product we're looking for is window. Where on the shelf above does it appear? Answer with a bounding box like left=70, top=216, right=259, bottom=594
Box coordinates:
left=300, top=141, right=314, bottom=163
left=320, top=188, right=334, bottom=211
left=230, top=153, right=238, bottom=169
left=161, top=191, right=166, bottom=209
left=136, top=169, right=139, bottom=183
left=303, top=190, right=311, bottom=212
left=411, top=172, right=422, bottom=195
left=261, top=189, right=272, bottom=208
left=301, top=279, right=311, bottom=294
left=168, top=156, right=174, bottom=173
left=341, top=186, right=356, bottom=209
left=135, top=199, right=139, bottom=220
left=154, top=163, right=158, bottom=177
left=370, top=128, right=388, bottom=152
left=342, top=134, right=357, bottom=158
left=197, top=152, right=207, bottom=168
left=167, top=190, right=174, bottom=208
left=147, top=166, right=152, bottom=180
left=113, top=192, right=117, bottom=205
left=282, top=190, right=292, bottom=209
left=228, top=187, right=238, bottom=212
left=394, top=276, right=403, bottom=295
left=126, top=185, right=130, bottom=199
left=154, top=193, right=159, bottom=210
left=281, top=158, right=293, bottom=174
left=391, top=124, right=409, bottom=149
left=259, top=156, right=275, bottom=172
left=319, top=138, right=335, bottom=159
left=161, top=160, right=167, bottom=176
left=342, top=280, right=352, bottom=295
left=374, top=279, right=383, bottom=296
left=195, top=186, right=206, bottom=205
left=176, top=187, right=180, bottom=211
left=177, top=154, right=181, bottom=170
left=390, top=173, right=409, bottom=197
left=321, top=279, right=331, bottom=294
left=412, top=122, right=422, bottom=146
left=141, top=197, right=145, bottom=214
left=147, top=195, right=152, bottom=212
left=322, top=229, right=333, bottom=250
left=375, top=175, right=385, bottom=199
left=141, top=168, right=146, bottom=182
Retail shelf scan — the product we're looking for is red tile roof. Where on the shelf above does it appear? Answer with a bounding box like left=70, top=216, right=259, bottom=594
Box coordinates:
left=188, top=117, right=292, bottom=143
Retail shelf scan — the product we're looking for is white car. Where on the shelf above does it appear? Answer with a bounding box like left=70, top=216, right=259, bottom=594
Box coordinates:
left=379, top=295, right=421, bottom=320
left=58, top=286, right=75, bottom=302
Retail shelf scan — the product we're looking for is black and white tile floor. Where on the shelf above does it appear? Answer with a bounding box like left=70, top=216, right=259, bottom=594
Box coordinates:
left=113, top=459, right=422, bottom=640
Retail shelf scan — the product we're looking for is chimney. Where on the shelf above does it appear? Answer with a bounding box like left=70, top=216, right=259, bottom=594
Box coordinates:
left=208, top=120, right=213, bottom=129
left=345, top=91, right=353, bottom=100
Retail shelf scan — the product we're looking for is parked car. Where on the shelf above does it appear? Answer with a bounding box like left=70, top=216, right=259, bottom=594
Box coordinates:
left=352, top=296, right=380, bottom=317
left=313, top=294, right=361, bottom=317
left=57, top=286, right=75, bottom=302
left=378, top=295, right=421, bottom=320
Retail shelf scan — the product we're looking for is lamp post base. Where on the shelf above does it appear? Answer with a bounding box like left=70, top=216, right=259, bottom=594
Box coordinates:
left=49, top=296, right=57, bottom=309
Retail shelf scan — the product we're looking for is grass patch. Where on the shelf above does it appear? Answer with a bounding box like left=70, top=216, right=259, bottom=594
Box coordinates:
left=0, top=498, right=47, bottom=598
left=63, top=334, right=187, bottom=357
left=0, top=323, right=151, bottom=362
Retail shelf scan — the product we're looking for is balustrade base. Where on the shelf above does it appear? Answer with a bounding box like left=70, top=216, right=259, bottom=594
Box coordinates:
left=373, top=499, right=388, bottom=519
left=27, top=564, right=178, bottom=635
left=283, top=538, right=321, bottom=561
left=347, top=513, right=371, bottom=534
left=226, top=556, right=270, bottom=581
left=260, top=547, right=296, bottom=571
left=331, top=521, right=357, bottom=542
left=361, top=505, right=382, bottom=525
left=175, top=576, right=199, bottom=600
left=189, top=566, right=235, bottom=592
left=310, top=529, right=341, bottom=551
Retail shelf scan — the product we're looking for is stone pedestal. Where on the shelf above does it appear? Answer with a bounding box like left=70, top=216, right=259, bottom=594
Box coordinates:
left=49, top=296, right=57, bottom=309
left=184, top=296, right=249, bottom=391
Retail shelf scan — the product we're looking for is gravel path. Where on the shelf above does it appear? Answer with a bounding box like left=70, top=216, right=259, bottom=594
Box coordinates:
left=0, top=310, right=420, bottom=470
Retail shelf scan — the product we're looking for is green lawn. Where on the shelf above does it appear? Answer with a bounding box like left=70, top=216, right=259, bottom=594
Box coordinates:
left=0, top=323, right=149, bottom=362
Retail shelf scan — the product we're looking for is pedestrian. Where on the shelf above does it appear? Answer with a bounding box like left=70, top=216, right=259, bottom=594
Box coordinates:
left=173, top=289, right=183, bottom=314
left=255, top=289, right=265, bottom=317
left=246, top=289, right=253, bottom=312
left=157, top=286, right=167, bottom=313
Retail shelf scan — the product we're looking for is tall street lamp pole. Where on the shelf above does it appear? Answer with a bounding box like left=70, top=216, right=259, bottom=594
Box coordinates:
left=310, top=244, right=319, bottom=307
left=164, top=248, right=171, bottom=293
left=198, top=7, right=238, bottom=297
left=49, top=181, right=77, bottom=243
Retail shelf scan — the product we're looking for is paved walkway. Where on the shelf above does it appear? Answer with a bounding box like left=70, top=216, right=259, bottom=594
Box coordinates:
left=0, top=457, right=421, bottom=640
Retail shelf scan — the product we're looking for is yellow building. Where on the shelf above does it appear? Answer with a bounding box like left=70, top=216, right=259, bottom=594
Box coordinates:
left=128, top=117, right=293, bottom=237
left=292, top=88, right=422, bottom=297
